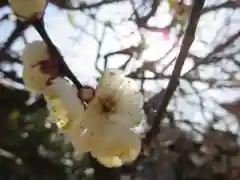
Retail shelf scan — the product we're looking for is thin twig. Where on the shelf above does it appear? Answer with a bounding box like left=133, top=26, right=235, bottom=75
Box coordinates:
left=202, top=1, right=240, bottom=14
left=144, top=0, right=206, bottom=144
left=2, top=20, right=29, bottom=51
left=184, top=30, right=240, bottom=75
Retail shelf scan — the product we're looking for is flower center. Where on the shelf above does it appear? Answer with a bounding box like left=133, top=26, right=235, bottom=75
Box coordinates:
left=98, top=95, right=116, bottom=115
left=32, top=59, right=59, bottom=76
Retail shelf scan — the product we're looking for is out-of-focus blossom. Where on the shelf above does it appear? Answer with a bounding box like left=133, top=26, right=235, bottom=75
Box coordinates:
left=168, top=0, right=192, bottom=22
left=45, top=77, right=85, bottom=129
left=48, top=78, right=84, bottom=120
left=21, top=41, right=58, bottom=95
left=9, top=0, right=48, bottom=21
left=45, top=95, right=70, bottom=130
left=44, top=78, right=89, bottom=154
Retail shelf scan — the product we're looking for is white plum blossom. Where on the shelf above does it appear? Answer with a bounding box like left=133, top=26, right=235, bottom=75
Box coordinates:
left=66, top=120, right=93, bottom=154
left=44, top=78, right=90, bottom=155
left=69, top=69, right=144, bottom=167
left=45, top=95, right=70, bottom=129
left=45, top=93, right=91, bottom=154
left=45, top=77, right=84, bottom=129
left=9, top=0, right=48, bottom=21
left=43, top=78, right=90, bottom=153
left=95, top=68, right=144, bottom=128
left=21, top=41, right=57, bottom=95
left=92, top=127, right=141, bottom=167
left=48, top=78, right=85, bottom=120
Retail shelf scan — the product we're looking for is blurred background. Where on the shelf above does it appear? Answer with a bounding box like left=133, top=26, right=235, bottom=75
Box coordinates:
left=0, top=0, right=240, bottom=179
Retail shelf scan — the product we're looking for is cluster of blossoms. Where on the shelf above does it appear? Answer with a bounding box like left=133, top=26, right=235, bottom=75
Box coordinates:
left=10, top=0, right=145, bottom=168
left=21, top=41, right=144, bottom=167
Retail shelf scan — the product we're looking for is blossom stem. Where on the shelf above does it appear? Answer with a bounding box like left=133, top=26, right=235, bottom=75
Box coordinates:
left=32, top=19, right=82, bottom=90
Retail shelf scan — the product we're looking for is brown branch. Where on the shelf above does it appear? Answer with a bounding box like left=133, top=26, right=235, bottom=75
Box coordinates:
left=32, top=18, right=121, bottom=180
left=56, top=0, right=126, bottom=10
left=103, top=46, right=140, bottom=69
left=143, top=0, right=206, bottom=144
left=32, top=19, right=82, bottom=90
left=185, top=30, right=240, bottom=74
left=140, top=0, right=160, bottom=23
left=207, top=31, right=240, bottom=58
left=131, top=0, right=161, bottom=30
left=94, top=27, right=106, bottom=72
left=0, top=13, right=8, bottom=22
left=0, top=70, right=23, bottom=84
left=0, top=50, right=21, bottom=63
left=1, top=20, right=29, bottom=51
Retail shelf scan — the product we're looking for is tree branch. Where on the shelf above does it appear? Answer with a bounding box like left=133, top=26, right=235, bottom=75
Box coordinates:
left=32, top=19, right=82, bottom=90
left=1, top=20, right=29, bottom=51
left=185, top=30, right=240, bottom=74
left=57, top=0, right=126, bottom=10
left=0, top=50, right=21, bottom=64
left=144, top=0, right=206, bottom=144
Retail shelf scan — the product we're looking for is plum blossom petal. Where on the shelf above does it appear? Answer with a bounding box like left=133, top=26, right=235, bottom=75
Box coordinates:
left=9, top=0, right=48, bottom=21
left=22, top=41, right=57, bottom=95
